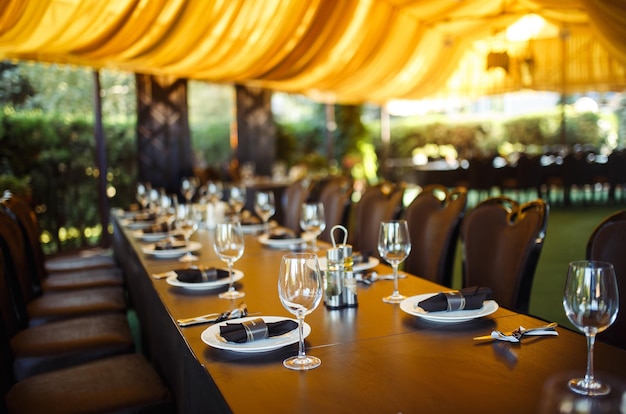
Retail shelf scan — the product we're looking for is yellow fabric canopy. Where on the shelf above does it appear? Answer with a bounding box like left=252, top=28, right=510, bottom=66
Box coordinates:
left=0, top=0, right=625, bottom=104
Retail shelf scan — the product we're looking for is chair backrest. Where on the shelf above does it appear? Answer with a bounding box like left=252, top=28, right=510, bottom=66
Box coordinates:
left=403, top=185, right=467, bottom=287
left=349, top=182, right=405, bottom=259
left=460, top=196, right=548, bottom=313
left=0, top=192, right=47, bottom=295
left=586, top=210, right=626, bottom=349
left=0, top=250, right=17, bottom=399
left=280, top=178, right=312, bottom=233
left=316, top=177, right=353, bottom=243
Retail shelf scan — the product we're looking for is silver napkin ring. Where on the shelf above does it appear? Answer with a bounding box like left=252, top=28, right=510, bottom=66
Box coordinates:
left=444, top=291, right=466, bottom=311
left=242, top=318, right=268, bottom=342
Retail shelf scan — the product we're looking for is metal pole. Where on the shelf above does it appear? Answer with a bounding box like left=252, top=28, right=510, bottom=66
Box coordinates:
left=93, top=70, right=110, bottom=247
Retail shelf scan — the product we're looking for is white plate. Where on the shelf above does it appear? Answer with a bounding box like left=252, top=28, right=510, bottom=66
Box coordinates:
left=317, top=256, right=380, bottom=272
left=165, top=269, right=244, bottom=290
left=240, top=223, right=266, bottom=234
left=400, top=293, right=498, bottom=323
left=258, top=232, right=315, bottom=248
left=132, top=229, right=170, bottom=242
left=120, top=218, right=156, bottom=230
left=142, top=241, right=202, bottom=258
left=201, top=316, right=310, bottom=353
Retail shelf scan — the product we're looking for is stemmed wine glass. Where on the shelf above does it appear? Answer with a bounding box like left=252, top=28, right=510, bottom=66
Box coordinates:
left=180, top=176, right=199, bottom=214
left=228, top=185, right=246, bottom=218
left=206, top=180, right=223, bottom=205
left=254, top=191, right=275, bottom=234
left=300, top=202, right=326, bottom=251
left=177, top=206, right=199, bottom=263
left=214, top=221, right=245, bottom=299
left=136, top=182, right=151, bottom=210
left=278, top=253, right=323, bottom=370
left=563, top=260, right=619, bottom=396
left=377, top=220, right=412, bottom=304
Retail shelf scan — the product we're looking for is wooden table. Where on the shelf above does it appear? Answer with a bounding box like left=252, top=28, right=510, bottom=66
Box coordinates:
left=112, top=216, right=626, bottom=414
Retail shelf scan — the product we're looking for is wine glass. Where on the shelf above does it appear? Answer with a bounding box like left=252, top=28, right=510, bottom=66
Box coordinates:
left=206, top=180, right=223, bottom=205
left=228, top=184, right=246, bottom=217
left=136, top=182, right=151, bottom=210
left=377, top=220, right=412, bottom=304
left=300, top=202, right=326, bottom=251
left=278, top=253, right=323, bottom=370
left=214, top=221, right=245, bottom=299
left=254, top=191, right=275, bottom=234
left=177, top=207, right=199, bottom=263
left=563, top=260, right=619, bottom=396
left=180, top=176, right=199, bottom=214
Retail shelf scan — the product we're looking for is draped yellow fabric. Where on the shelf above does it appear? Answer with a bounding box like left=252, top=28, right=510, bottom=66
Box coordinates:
left=0, top=0, right=624, bottom=103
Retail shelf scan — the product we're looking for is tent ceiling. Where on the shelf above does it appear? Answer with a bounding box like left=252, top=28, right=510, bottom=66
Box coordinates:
left=0, top=0, right=625, bottom=104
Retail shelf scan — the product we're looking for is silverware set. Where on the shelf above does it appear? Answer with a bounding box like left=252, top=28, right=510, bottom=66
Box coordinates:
left=177, top=302, right=249, bottom=327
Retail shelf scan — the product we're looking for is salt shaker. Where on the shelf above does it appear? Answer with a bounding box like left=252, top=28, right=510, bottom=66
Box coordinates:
left=341, top=243, right=358, bottom=308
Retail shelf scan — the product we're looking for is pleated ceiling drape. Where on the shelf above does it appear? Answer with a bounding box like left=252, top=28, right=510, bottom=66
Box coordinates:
left=0, top=0, right=624, bottom=103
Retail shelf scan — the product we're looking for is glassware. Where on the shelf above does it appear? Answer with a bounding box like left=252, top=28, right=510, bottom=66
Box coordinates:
left=377, top=220, right=412, bottom=304
left=228, top=184, right=246, bottom=217
left=180, top=176, right=199, bottom=213
left=300, top=202, right=326, bottom=251
left=136, top=182, right=151, bottom=210
left=254, top=191, right=275, bottom=234
left=278, top=253, right=323, bottom=370
left=563, top=260, right=619, bottom=396
left=177, top=206, right=199, bottom=263
left=214, top=221, right=245, bottom=299
left=206, top=180, right=223, bottom=205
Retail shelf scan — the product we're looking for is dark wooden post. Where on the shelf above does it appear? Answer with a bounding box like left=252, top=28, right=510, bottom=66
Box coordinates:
left=136, top=74, right=192, bottom=195
left=235, top=85, right=275, bottom=177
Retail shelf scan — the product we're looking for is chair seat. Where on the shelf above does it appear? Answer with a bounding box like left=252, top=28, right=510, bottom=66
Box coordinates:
left=41, top=267, right=124, bottom=291
left=5, top=353, right=173, bottom=414
left=27, top=286, right=127, bottom=324
left=44, top=250, right=117, bottom=274
left=10, top=313, right=134, bottom=380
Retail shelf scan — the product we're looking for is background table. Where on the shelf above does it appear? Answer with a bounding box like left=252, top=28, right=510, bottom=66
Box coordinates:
left=112, top=217, right=626, bottom=414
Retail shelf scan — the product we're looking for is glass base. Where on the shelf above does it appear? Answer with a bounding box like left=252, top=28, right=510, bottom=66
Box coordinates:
left=179, top=254, right=198, bottom=263
left=283, top=355, right=321, bottom=371
left=219, top=290, right=245, bottom=300
left=568, top=378, right=611, bottom=396
left=383, top=293, right=406, bottom=304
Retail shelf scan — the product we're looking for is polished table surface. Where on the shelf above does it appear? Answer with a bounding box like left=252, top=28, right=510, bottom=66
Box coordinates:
left=112, top=215, right=626, bottom=414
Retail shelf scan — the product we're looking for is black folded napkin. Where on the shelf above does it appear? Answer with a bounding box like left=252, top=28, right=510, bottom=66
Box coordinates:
left=133, top=212, right=157, bottom=222
left=143, top=222, right=169, bottom=233
left=175, top=267, right=229, bottom=283
left=154, top=239, right=187, bottom=250
left=241, top=215, right=261, bottom=225
left=417, top=287, right=492, bottom=313
left=268, top=228, right=299, bottom=239
left=219, top=318, right=298, bottom=343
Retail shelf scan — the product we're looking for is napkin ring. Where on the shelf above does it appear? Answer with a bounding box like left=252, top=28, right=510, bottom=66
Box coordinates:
left=444, top=291, right=466, bottom=311
left=242, top=318, right=269, bottom=342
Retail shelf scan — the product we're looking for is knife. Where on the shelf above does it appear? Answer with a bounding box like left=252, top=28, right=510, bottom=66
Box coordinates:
left=177, top=303, right=248, bottom=327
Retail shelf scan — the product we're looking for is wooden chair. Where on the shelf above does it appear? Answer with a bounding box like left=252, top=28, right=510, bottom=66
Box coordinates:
left=1, top=192, right=123, bottom=292
left=315, top=177, right=353, bottom=243
left=0, top=244, right=134, bottom=381
left=348, top=182, right=405, bottom=259
left=280, top=178, right=312, bottom=233
left=460, top=196, right=549, bottom=313
left=0, top=209, right=126, bottom=326
left=403, top=185, right=467, bottom=287
left=586, top=210, right=626, bottom=349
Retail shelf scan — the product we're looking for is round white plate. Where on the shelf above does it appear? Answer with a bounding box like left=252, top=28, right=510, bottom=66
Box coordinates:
left=165, top=269, right=244, bottom=290
left=258, top=232, right=315, bottom=248
left=142, top=241, right=202, bottom=258
left=317, top=256, right=380, bottom=272
left=240, top=223, right=266, bottom=234
left=132, top=229, right=170, bottom=242
left=201, top=316, right=310, bottom=353
left=120, top=218, right=156, bottom=230
left=400, top=293, right=498, bottom=323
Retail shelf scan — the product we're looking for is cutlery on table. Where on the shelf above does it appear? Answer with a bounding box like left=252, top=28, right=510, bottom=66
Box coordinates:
left=473, top=322, right=558, bottom=342
left=177, top=302, right=249, bottom=327
left=356, top=271, right=406, bottom=285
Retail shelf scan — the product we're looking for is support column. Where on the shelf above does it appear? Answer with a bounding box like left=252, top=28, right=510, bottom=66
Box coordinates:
left=136, top=74, right=192, bottom=194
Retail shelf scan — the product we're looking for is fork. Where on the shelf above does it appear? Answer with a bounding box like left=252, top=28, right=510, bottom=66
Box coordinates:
left=473, top=322, right=558, bottom=342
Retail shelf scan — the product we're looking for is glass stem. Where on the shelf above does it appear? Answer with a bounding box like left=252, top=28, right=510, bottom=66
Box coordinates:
left=297, top=315, right=306, bottom=358
left=392, top=263, right=399, bottom=295
left=584, top=333, right=597, bottom=384
left=228, top=261, right=235, bottom=292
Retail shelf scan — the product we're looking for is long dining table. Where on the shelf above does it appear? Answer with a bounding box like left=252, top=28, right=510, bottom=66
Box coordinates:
left=111, top=213, right=626, bottom=414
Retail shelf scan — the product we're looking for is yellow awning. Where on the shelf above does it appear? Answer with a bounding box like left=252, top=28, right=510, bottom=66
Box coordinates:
left=0, top=0, right=625, bottom=104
